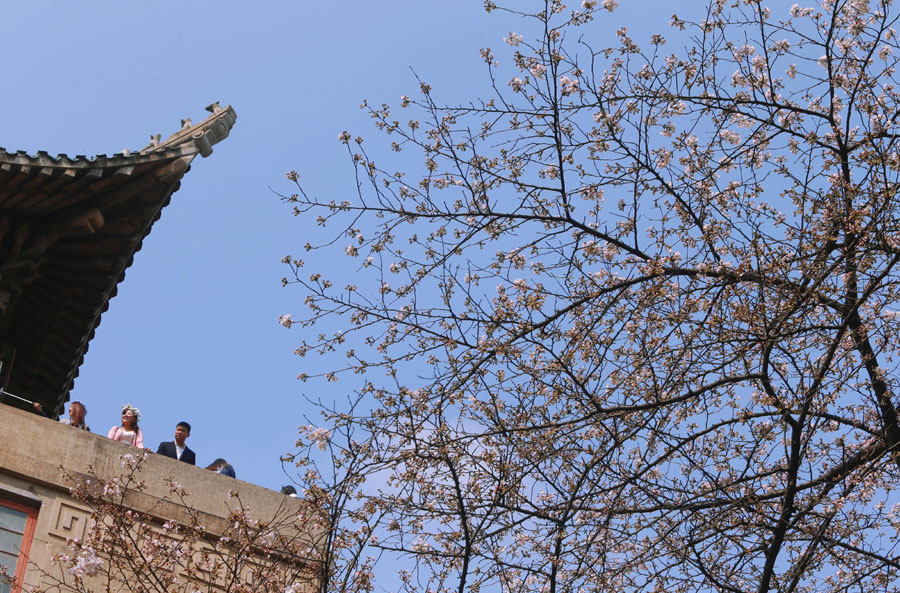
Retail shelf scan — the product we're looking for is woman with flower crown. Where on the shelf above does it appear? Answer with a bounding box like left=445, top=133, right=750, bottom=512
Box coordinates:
left=107, top=404, right=144, bottom=447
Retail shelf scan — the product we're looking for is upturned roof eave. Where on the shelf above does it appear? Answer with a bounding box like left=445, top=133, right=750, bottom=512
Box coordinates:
left=0, top=103, right=236, bottom=415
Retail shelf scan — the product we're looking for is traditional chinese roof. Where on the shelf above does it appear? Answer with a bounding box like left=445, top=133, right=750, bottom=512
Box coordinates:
left=0, top=103, right=236, bottom=416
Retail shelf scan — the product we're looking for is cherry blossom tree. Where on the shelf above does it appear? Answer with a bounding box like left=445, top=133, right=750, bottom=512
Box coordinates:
left=282, top=1, right=900, bottom=591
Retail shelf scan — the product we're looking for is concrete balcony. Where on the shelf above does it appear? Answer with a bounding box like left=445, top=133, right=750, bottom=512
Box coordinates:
left=0, top=403, right=320, bottom=592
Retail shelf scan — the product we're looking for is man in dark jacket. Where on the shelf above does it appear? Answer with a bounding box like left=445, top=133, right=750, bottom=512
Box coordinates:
left=157, top=421, right=196, bottom=465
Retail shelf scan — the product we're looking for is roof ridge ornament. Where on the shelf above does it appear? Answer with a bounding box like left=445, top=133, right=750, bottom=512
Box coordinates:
left=140, top=103, right=236, bottom=157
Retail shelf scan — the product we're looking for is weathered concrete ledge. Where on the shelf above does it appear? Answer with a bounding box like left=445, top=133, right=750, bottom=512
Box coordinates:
left=0, top=403, right=319, bottom=592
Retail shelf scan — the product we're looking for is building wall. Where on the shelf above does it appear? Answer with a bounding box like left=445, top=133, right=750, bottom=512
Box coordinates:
left=0, top=404, right=318, bottom=592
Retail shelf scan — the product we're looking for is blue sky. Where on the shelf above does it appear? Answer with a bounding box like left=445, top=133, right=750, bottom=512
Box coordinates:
left=1, top=1, right=669, bottom=490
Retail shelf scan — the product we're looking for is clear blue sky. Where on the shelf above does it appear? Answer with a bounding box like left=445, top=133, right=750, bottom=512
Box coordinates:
left=0, top=1, right=672, bottom=490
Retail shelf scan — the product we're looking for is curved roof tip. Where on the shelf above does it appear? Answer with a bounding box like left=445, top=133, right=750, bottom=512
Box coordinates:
left=0, top=102, right=237, bottom=416
left=140, top=102, right=236, bottom=158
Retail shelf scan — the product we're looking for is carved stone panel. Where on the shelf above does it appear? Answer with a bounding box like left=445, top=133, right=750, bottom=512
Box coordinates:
left=47, top=499, right=91, bottom=541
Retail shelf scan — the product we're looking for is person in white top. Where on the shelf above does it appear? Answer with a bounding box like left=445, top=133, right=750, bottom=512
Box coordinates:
left=107, top=404, right=144, bottom=448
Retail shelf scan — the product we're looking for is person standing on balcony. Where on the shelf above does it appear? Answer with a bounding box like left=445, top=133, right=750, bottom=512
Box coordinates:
left=33, top=400, right=89, bottom=430
left=62, top=401, right=90, bottom=431
left=157, top=421, right=196, bottom=465
left=107, top=404, right=144, bottom=447
left=205, top=458, right=235, bottom=477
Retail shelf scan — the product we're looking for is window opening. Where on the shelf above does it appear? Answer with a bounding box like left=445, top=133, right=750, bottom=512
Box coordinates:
left=0, top=498, right=38, bottom=593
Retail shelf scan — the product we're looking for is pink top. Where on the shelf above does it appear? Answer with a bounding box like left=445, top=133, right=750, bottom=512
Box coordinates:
left=107, top=426, right=144, bottom=448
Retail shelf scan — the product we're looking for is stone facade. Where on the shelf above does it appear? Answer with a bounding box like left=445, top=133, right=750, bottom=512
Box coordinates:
left=0, top=404, right=319, bottom=592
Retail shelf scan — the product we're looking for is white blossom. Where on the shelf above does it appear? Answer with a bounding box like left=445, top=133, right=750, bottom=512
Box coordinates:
left=509, top=77, right=526, bottom=92
left=504, top=32, right=523, bottom=46
left=559, top=75, right=580, bottom=95
left=68, top=550, right=103, bottom=578
left=306, top=425, right=331, bottom=450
